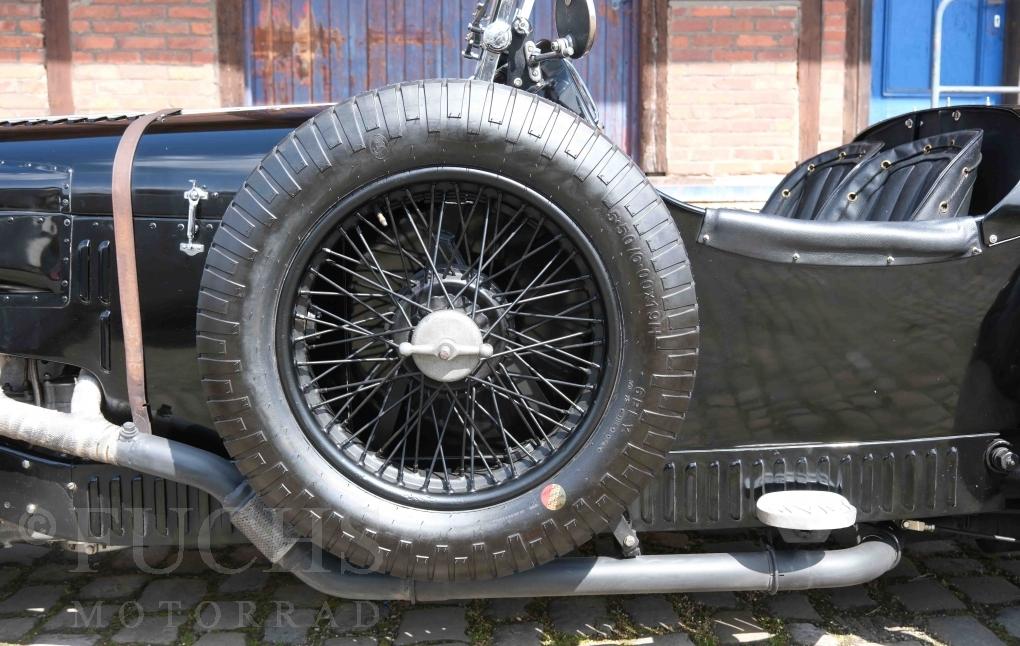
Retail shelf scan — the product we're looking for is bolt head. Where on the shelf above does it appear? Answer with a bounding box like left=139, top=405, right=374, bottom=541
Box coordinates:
left=20, top=460, right=29, bottom=470
left=66, top=482, right=77, bottom=492
left=623, top=535, right=638, bottom=547
left=25, top=504, right=36, bottom=514
left=989, top=234, right=999, bottom=244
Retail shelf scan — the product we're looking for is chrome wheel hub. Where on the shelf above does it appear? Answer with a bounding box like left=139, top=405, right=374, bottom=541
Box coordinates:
left=399, top=309, right=494, bottom=382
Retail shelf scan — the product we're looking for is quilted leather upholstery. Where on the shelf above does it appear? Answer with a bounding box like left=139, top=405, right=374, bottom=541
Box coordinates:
left=762, top=141, right=882, bottom=220
left=815, top=130, right=983, bottom=222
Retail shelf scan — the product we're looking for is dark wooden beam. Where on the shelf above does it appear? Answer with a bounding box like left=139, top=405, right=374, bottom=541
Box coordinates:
left=216, top=0, right=246, bottom=107
left=42, top=0, right=73, bottom=115
left=798, top=0, right=823, bottom=160
left=637, top=0, right=668, bottom=174
left=842, top=0, right=872, bottom=141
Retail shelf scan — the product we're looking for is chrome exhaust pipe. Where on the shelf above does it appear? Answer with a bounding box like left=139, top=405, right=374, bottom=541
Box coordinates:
left=0, top=373, right=902, bottom=601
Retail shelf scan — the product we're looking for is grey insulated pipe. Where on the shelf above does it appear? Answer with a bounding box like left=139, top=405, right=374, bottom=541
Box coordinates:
left=0, top=371, right=902, bottom=601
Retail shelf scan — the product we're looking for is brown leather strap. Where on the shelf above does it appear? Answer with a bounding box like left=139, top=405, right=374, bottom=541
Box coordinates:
left=111, top=108, right=179, bottom=435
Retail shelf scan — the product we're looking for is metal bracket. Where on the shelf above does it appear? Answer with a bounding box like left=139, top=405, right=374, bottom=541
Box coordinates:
left=612, top=516, right=641, bottom=558
left=180, top=180, right=207, bottom=256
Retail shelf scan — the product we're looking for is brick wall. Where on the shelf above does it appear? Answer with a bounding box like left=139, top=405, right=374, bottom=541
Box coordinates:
left=0, top=1, right=47, bottom=118
left=70, top=0, right=220, bottom=113
left=663, top=0, right=852, bottom=204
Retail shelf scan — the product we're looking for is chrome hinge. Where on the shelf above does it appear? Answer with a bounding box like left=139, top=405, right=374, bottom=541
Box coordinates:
left=180, top=180, right=207, bottom=256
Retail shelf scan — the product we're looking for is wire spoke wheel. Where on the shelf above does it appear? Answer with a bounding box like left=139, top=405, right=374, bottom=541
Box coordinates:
left=281, top=171, right=616, bottom=508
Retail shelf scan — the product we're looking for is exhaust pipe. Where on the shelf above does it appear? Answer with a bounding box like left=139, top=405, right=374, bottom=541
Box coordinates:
left=0, top=374, right=902, bottom=601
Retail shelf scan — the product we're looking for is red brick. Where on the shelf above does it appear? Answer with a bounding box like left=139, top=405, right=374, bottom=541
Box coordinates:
left=713, top=18, right=755, bottom=33
left=166, top=35, right=210, bottom=50
left=691, top=34, right=734, bottom=48
left=0, top=4, right=37, bottom=18
left=119, top=35, right=166, bottom=49
left=690, top=6, right=731, bottom=17
left=671, top=18, right=712, bottom=32
left=713, top=49, right=755, bottom=62
left=190, top=50, right=216, bottom=64
left=17, top=18, right=42, bottom=33
left=755, top=18, right=796, bottom=32
left=0, top=34, right=41, bottom=49
left=736, top=34, right=777, bottom=48
left=141, top=49, right=191, bottom=64
left=756, top=49, right=796, bottom=62
left=75, top=34, right=116, bottom=49
left=92, top=50, right=142, bottom=64
left=190, top=22, right=214, bottom=35
left=119, top=5, right=166, bottom=18
left=147, top=21, right=190, bottom=34
left=168, top=5, right=213, bottom=19
left=73, top=5, right=118, bottom=19
left=70, top=19, right=90, bottom=32
left=92, top=20, right=140, bottom=33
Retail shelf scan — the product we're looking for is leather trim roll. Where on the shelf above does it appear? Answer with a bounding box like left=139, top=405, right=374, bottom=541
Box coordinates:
left=111, top=108, right=180, bottom=435
left=700, top=208, right=981, bottom=266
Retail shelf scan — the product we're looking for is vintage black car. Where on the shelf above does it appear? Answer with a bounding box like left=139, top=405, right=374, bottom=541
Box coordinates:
left=0, top=0, right=1014, bottom=600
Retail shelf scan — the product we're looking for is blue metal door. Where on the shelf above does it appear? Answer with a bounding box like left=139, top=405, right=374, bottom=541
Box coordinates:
left=870, top=0, right=1006, bottom=123
left=245, top=0, right=639, bottom=153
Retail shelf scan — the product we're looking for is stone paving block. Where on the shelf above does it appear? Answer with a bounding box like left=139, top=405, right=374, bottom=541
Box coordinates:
left=0, top=544, right=49, bottom=564
left=196, top=600, right=258, bottom=632
left=160, top=550, right=220, bottom=575
left=996, top=606, right=1020, bottom=639
left=788, top=623, right=840, bottom=646
left=711, top=611, right=773, bottom=644
left=905, top=539, right=959, bottom=556
left=193, top=633, right=248, bottom=646
left=548, top=597, right=615, bottom=638
left=29, top=634, right=101, bottom=646
left=927, top=616, right=1006, bottom=646
left=111, top=615, right=185, bottom=645
left=689, top=591, right=740, bottom=609
left=825, top=586, right=876, bottom=610
left=395, top=606, right=468, bottom=645
left=649, top=634, right=695, bottom=646
left=330, top=601, right=382, bottom=633
left=274, top=582, right=330, bottom=608
left=766, top=593, right=821, bottom=621
left=78, top=574, right=148, bottom=600
left=924, top=557, right=984, bottom=575
left=952, top=575, right=1020, bottom=604
left=44, top=604, right=117, bottom=631
left=622, top=595, right=680, bottom=630
left=487, top=598, right=529, bottom=621
left=887, top=579, right=965, bottom=612
left=492, top=622, right=543, bottom=646
left=0, top=584, right=64, bottom=614
left=264, top=607, right=318, bottom=644
left=324, top=637, right=378, bottom=646
left=217, top=567, right=270, bottom=594
left=109, top=546, right=171, bottom=571
left=27, top=564, right=87, bottom=583
left=137, top=577, right=208, bottom=611
left=884, top=557, right=921, bottom=579
left=0, top=616, right=38, bottom=640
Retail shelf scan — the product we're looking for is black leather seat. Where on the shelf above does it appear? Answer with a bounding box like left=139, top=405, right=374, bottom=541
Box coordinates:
left=758, top=130, right=983, bottom=223
left=813, top=130, right=982, bottom=222
left=762, top=141, right=882, bottom=220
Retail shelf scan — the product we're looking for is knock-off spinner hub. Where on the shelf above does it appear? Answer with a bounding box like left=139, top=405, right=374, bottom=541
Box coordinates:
left=398, top=310, right=494, bottom=382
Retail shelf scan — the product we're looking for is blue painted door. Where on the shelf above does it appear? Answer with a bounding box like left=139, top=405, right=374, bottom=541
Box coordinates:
left=245, top=0, right=639, bottom=153
left=870, top=0, right=1007, bottom=123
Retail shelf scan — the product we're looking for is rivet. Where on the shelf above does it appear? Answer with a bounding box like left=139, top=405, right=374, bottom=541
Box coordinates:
left=20, top=460, right=29, bottom=469
left=939, top=200, right=949, bottom=213
left=989, top=234, right=999, bottom=244
left=781, top=189, right=791, bottom=198
left=847, top=192, right=857, bottom=202
left=701, top=234, right=710, bottom=243
left=176, top=223, right=184, bottom=231
left=66, top=482, right=77, bottom=492
left=953, top=110, right=962, bottom=121
left=25, top=504, right=36, bottom=514
left=63, top=218, right=70, bottom=227
left=148, top=222, right=156, bottom=230
left=881, top=160, right=891, bottom=169
left=923, top=144, right=932, bottom=154
left=905, top=118, right=914, bottom=128
left=838, top=151, right=847, bottom=159
left=792, top=252, right=800, bottom=263
left=2, top=502, right=9, bottom=509
left=512, top=77, right=523, bottom=88
left=972, top=246, right=983, bottom=255
left=886, top=256, right=894, bottom=265
left=963, top=166, right=971, bottom=175
left=807, top=163, right=816, bottom=173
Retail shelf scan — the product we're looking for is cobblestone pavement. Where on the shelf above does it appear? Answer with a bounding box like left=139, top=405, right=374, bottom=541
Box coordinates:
left=0, top=535, right=1018, bottom=645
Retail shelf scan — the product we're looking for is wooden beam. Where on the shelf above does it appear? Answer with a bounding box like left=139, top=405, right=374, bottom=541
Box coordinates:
left=842, top=0, right=872, bottom=141
left=42, top=0, right=73, bottom=115
left=216, top=0, right=246, bottom=107
left=637, top=0, right=669, bottom=174
left=798, top=0, right=823, bottom=160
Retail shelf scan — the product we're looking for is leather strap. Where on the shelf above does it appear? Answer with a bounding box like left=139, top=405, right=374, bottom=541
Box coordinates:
left=111, top=108, right=179, bottom=435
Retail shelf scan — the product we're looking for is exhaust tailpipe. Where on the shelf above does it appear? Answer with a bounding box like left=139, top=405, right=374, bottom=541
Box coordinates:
left=0, top=374, right=901, bottom=601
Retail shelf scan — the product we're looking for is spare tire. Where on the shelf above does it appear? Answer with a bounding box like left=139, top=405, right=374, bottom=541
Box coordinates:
left=197, top=80, right=698, bottom=581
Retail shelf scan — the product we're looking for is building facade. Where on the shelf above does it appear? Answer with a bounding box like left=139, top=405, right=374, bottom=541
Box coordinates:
left=0, top=0, right=1010, bottom=204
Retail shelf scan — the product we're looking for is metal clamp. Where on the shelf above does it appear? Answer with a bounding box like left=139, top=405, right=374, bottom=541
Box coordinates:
left=180, top=180, right=208, bottom=256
